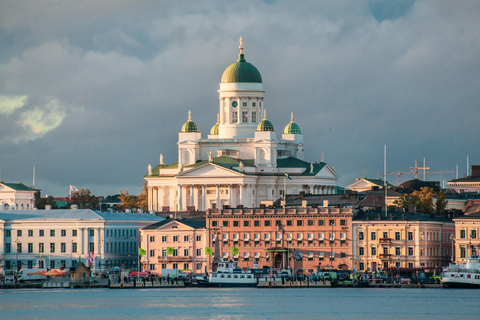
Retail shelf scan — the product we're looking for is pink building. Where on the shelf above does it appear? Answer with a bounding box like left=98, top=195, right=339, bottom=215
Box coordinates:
left=139, top=219, right=207, bottom=275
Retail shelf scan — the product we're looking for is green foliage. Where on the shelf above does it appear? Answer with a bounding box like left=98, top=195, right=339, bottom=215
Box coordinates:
left=71, top=189, right=99, bottom=209
left=393, top=187, right=438, bottom=214
left=435, top=192, right=448, bottom=215
left=36, top=196, right=58, bottom=209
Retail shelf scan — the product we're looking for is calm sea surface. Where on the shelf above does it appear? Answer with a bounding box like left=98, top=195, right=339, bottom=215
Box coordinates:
left=0, top=287, right=479, bottom=320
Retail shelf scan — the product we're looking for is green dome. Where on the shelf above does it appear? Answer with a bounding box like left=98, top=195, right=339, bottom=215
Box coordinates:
left=210, top=123, right=219, bottom=135
left=284, top=122, right=301, bottom=134
left=257, top=119, right=274, bottom=132
left=181, top=120, right=198, bottom=133
left=221, top=53, right=262, bottom=83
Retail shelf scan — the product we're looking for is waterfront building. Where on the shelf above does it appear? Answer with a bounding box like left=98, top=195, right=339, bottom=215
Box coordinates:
left=0, top=209, right=163, bottom=274
left=448, top=165, right=480, bottom=193
left=0, top=182, right=38, bottom=210
left=144, top=39, right=338, bottom=213
left=139, top=218, right=207, bottom=275
left=352, top=211, right=454, bottom=273
left=452, top=212, right=480, bottom=264
left=206, top=206, right=354, bottom=274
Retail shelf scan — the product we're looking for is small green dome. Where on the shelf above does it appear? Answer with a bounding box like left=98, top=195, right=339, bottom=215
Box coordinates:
left=181, top=120, right=198, bottom=133
left=221, top=54, right=262, bottom=84
left=181, top=110, right=198, bottom=133
left=284, top=122, right=301, bottom=134
left=283, top=113, right=301, bottom=134
left=210, top=123, right=219, bottom=135
left=257, top=119, right=274, bottom=132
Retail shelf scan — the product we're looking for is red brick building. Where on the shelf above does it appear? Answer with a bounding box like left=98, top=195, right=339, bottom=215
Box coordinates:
left=206, top=207, right=354, bottom=274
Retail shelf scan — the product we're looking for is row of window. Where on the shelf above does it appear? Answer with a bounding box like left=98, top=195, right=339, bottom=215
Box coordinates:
left=149, top=235, right=202, bottom=243
left=5, top=242, right=79, bottom=254
left=358, top=231, right=415, bottom=241
left=359, top=246, right=415, bottom=256
left=213, top=232, right=347, bottom=242
left=5, top=229, right=79, bottom=237
left=106, top=229, right=136, bottom=238
left=459, top=229, right=477, bottom=239
left=212, top=219, right=346, bottom=228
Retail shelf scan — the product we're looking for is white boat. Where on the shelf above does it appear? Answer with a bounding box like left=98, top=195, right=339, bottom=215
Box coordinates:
left=442, top=255, right=480, bottom=288
left=197, top=259, right=265, bottom=287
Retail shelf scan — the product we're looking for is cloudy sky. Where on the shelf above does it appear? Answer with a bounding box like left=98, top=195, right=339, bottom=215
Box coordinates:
left=1, top=0, right=479, bottom=198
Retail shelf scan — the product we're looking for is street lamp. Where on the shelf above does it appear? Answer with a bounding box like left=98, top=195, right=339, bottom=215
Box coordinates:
left=450, top=235, right=455, bottom=264
left=15, top=239, right=20, bottom=275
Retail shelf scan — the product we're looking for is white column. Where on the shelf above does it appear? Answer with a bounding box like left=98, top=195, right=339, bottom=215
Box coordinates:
left=178, top=185, right=183, bottom=212
left=239, top=184, right=244, bottom=206
left=153, top=187, right=157, bottom=211
left=216, top=184, right=221, bottom=209
left=190, top=185, right=194, bottom=207
left=158, top=187, right=164, bottom=211
left=228, top=185, right=232, bottom=207
left=148, top=187, right=153, bottom=211
left=193, top=186, right=199, bottom=210
left=83, top=228, right=88, bottom=255
left=202, top=185, right=207, bottom=211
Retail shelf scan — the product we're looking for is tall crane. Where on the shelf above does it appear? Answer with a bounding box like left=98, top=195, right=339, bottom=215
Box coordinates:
left=378, top=160, right=454, bottom=185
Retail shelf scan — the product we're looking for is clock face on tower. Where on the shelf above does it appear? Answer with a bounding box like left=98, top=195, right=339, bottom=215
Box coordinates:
left=232, top=101, right=238, bottom=108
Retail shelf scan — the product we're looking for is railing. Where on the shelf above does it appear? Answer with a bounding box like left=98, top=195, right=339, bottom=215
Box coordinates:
left=379, top=238, right=392, bottom=244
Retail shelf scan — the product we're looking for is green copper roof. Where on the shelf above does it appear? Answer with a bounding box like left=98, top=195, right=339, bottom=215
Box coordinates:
left=210, top=123, right=219, bottom=135
left=1, top=182, right=37, bottom=191
left=181, top=120, right=198, bottom=133
left=221, top=53, right=262, bottom=83
left=257, top=119, right=274, bottom=132
left=284, top=122, right=301, bottom=134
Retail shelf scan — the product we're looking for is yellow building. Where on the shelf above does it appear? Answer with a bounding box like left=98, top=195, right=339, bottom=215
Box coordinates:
left=353, top=211, right=454, bottom=273
left=453, top=213, right=480, bottom=264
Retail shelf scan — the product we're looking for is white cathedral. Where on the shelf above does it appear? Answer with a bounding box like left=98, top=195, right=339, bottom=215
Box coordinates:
left=145, top=38, right=338, bottom=212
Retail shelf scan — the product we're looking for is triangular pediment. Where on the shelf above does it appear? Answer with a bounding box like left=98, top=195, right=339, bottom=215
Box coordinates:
left=316, top=164, right=339, bottom=179
left=178, top=163, right=244, bottom=178
left=346, top=179, right=384, bottom=191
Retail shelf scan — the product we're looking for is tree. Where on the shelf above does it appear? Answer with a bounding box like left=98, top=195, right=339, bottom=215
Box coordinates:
left=118, top=189, right=138, bottom=210
left=435, top=192, right=448, bottom=215
left=394, top=187, right=439, bottom=214
left=136, top=182, right=148, bottom=212
left=416, top=187, right=435, bottom=213
left=36, top=196, right=58, bottom=209
left=71, top=189, right=99, bottom=209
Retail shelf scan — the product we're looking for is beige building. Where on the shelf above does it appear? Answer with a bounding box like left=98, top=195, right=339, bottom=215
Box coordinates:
left=453, top=212, right=480, bottom=264
left=140, top=219, right=208, bottom=275
left=352, top=211, right=454, bottom=272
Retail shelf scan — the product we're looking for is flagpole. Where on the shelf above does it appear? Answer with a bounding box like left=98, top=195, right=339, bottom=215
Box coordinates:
left=283, top=173, right=286, bottom=209
left=137, top=251, right=140, bottom=282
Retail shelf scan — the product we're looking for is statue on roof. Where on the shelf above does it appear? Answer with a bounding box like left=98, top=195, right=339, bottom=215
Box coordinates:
left=239, top=161, right=244, bottom=171
left=310, top=162, right=314, bottom=173
left=148, top=164, right=152, bottom=175
left=160, top=154, right=164, bottom=165
left=208, top=151, right=213, bottom=162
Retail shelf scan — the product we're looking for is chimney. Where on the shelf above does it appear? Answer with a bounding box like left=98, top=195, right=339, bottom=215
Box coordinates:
left=323, top=200, right=329, bottom=207
left=302, top=200, right=308, bottom=208
left=45, top=204, right=52, bottom=210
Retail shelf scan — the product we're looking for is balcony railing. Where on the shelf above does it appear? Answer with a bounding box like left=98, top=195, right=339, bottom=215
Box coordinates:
left=379, top=238, right=392, bottom=244
left=379, top=253, right=392, bottom=259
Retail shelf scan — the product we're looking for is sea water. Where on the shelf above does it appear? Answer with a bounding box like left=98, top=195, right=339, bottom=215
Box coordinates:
left=0, top=287, right=478, bottom=320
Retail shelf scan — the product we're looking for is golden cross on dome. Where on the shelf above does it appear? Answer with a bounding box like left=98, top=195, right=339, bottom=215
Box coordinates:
left=291, top=112, right=294, bottom=123
left=239, top=37, right=244, bottom=54
left=263, top=109, right=267, bottom=120
left=188, top=110, right=192, bottom=121
left=216, top=113, right=220, bottom=124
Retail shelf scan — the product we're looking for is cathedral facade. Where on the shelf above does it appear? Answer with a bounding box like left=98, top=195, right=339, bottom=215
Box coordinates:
left=145, top=39, right=338, bottom=212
